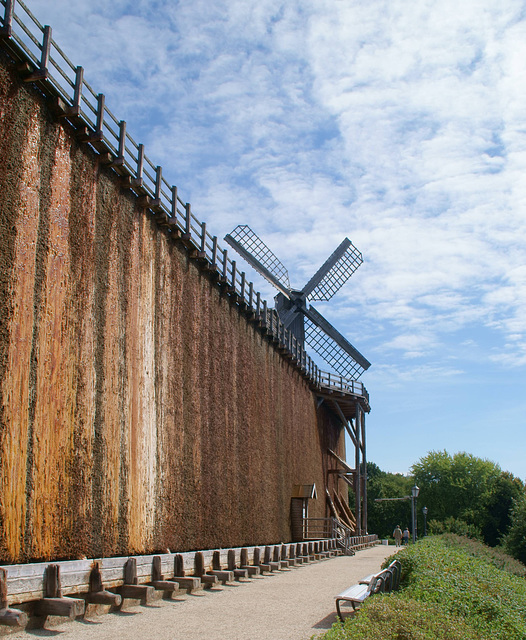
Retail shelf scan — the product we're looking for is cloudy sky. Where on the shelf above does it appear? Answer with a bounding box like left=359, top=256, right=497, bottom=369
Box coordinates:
left=23, top=0, right=526, bottom=481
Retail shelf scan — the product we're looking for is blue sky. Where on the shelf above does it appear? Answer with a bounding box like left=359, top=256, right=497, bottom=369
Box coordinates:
left=26, top=0, right=526, bottom=481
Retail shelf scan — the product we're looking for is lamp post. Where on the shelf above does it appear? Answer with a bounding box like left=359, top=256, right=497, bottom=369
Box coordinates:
left=422, top=506, right=428, bottom=537
left=411, top=485, right=419, bottom=543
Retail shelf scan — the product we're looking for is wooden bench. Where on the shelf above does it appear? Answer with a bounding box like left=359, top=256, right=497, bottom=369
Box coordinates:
left=335, top=560, right=401, bottom=621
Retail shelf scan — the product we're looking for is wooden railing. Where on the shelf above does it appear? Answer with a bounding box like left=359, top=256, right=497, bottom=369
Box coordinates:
left=0, top=0, right=368, bottom=403
left=301, top=518, right=378, bottom=555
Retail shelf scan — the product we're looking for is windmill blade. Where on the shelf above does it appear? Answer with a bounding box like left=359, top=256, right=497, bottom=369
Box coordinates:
left=224, top=225, right=291, bottom=298
left=304, top=305, right=371, bottom=378
left=303, top=238, right=363, bottom=302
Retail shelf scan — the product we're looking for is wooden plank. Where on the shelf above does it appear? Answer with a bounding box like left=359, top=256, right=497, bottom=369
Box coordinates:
left=328, top=449, right=354, bottom=473
left=338, top=491, right=357, bottom=527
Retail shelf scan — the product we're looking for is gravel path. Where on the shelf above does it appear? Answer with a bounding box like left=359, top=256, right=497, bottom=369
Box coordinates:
left=10, top=545, right=396, bottom=640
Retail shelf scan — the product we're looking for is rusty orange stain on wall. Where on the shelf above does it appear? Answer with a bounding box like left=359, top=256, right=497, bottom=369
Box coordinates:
left=0, top=54, right=347, bottom=563
left=0, top=111, right=41, bottom=560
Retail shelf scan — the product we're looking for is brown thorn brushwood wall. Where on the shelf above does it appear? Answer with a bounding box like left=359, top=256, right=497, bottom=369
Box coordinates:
left=0, top=51, right=345, bottom=563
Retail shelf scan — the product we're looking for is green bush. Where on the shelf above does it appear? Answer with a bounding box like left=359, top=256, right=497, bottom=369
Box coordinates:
left=315, top=535, right=526, bottom=640
left=317, top=597, right=486, bottom=640
left=398, top=537, right=526, bottom=639
left=427, top=516, right=482, bottom=540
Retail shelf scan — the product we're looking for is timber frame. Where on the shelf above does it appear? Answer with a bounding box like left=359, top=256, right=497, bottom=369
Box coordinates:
left=318, top=384, right=370, bottom=534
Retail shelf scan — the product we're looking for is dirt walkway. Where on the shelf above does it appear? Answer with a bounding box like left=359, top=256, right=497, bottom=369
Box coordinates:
left=11, top=545, right=396, bottom=640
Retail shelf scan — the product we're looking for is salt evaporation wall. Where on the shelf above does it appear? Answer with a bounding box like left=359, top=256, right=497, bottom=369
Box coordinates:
left=0, top=52, right=344, bottom=563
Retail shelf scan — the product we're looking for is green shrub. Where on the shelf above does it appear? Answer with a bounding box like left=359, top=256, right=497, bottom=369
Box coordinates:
left=315, top=535, right=526, bottom=640
left=316, top=597, right=487, bottom=640
left=396, top=537, right=526, bottom=640
left=427, top=517, right=482, bottom=540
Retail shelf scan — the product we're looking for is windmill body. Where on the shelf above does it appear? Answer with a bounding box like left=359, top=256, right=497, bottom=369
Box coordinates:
left=224, top=225, right=371, bottom=379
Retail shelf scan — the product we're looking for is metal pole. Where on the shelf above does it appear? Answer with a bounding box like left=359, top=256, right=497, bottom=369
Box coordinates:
left=411, top=495, right=416, bottom=543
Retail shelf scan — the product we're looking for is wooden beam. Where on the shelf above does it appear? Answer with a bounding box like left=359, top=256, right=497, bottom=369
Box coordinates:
left=0, top=569, right=27, bottom=628
left=328, top=449, right=354, bottom=474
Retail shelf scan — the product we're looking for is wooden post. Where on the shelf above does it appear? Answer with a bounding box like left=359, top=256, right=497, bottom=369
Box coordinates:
left=120, top=558, right=155, bottom=602
left=34, top=565, right=85, bottom=618
left=171, top=555, right=200, bottom=592
left=361, top=408, right=367, bottom=534
left=184, top=203, right=192, bottom=239
left=72, top=66, right=83, bottom=116
left=211, top=235, right=218, bottom=270
left=212, top=551, right=221, bottom=571
left=170, top=185, right=178, bottom=225
left=355, top=408, right=362, bottom=536
left=25, top=25, right=51, bottom=82
left=130, top=143, right=145, bottom=192
left=207, top=551, right=234, bottom=584
left=150, top=556, right=178, bottom=592
left=0, top=0, right=14, bottom=38
left=230, top=260, right=237, bottom=292
left=94, top=93, right=105, bottom=138
left=87, top=563, right=121, bottom=606
left=0, top=568, right=28, bottom=628
left=194, top=552, right=217, bottom=588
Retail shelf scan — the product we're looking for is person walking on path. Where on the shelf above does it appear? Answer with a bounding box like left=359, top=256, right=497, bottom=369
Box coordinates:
left=393, top=525, right=402, bottom=547
left=402, top=527, right=410, bottom=545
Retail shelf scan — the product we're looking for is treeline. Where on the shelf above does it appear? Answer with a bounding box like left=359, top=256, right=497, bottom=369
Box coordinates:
left=362, top=450, right=526, bottom=563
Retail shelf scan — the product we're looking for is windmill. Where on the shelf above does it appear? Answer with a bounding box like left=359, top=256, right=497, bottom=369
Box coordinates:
left=224, top=225, right=371, bottom=379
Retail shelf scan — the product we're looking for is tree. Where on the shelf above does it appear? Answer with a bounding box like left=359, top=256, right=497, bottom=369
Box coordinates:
left=502, top=493, right=526, bottom=564
left=480, top=472, right=524, bottom=546
left=362, top=464, right=413, bottom=539
left=411, top=450, right=523, bottom=547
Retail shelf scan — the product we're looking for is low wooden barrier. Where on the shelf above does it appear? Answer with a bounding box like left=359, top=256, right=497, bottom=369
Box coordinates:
left=0, top=539, right=343, bottom=628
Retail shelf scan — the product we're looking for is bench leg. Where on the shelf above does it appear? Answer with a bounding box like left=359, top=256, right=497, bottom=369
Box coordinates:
left=336, top=598, right=358, bottom=622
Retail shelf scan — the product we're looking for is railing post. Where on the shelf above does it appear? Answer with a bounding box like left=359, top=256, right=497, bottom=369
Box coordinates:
left=170, top=185, right=178, bottom=224
left=71, top=66, right=83, bottom=115
left=200, top=222, right=206, bottom=254
left=133, top=143, right=144, bottom=188
left=153, top=166, right=162, bottom=206
left=96, top=94, right=104, bottom=136
left=211, top=235, right=218, bottom=268
left=184, top=203, right=192, bottom=238
left=240, top=271, right=246, bottom=302
left=0, top=0, right=14, bottom=38
left=25, top=24, right=51, bottom=82
left=231, top=259, right=236, bottom=290
left=222, top=248, right=228, bottom=281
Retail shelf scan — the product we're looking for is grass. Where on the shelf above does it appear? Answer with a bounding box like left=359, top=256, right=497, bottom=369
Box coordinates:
left=314, top=535, right=526, bottom=640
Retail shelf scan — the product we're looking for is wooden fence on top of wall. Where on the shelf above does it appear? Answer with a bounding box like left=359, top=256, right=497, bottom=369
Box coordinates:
left=0, top=0, right=369, bottom=404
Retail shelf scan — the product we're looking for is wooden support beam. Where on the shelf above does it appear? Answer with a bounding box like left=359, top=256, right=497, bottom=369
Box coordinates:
left=273, top=545, right=289, bottom=569
left=170, top=556, right=200, bottom=592
left=34, top=565, right=85, bottom=619
left=328, top=449, right=354, bottom=474
left=252, top=548, right=271, bottom=574
left=150, top=556, right=178, bottom=592
left=194, top=553, right=218, bottom=588
left=0, top=568, right=27, bottom=628
left=239, top=548, right=260, bottom=577
left=86, top=562, right=121, bottom=607
left=120, top=558, right=155, bottom=602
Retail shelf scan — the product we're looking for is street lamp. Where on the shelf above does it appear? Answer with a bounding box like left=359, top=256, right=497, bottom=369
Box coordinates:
left=422, top=506, right=428, bottom=536
left=411, top=485, right=419, bottom=543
